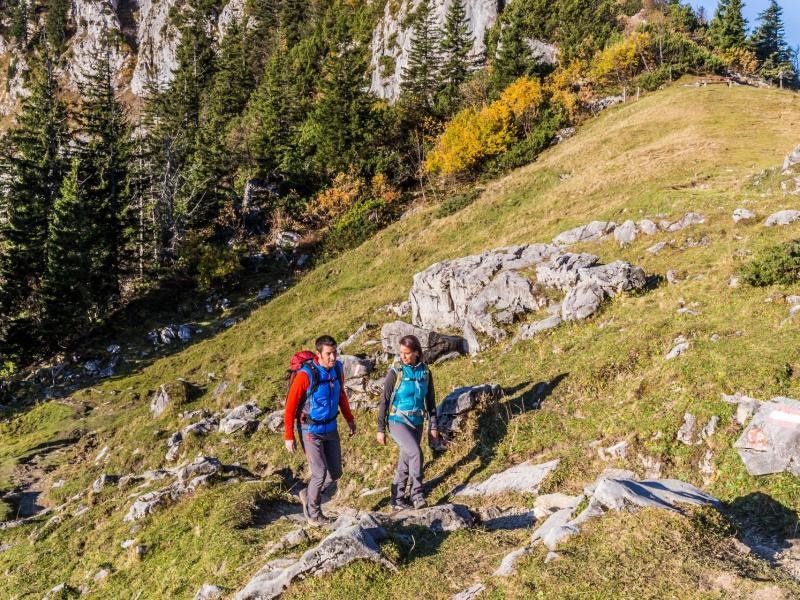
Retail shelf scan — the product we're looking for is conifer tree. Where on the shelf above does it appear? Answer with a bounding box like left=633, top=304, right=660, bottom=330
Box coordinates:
left=751, top=0, right=795, bottom=84
left=491, top=8, right=535, bottom=94
left=709, top=0, right=748, bottom=50
left=0, top=56, right=69, bottom=356
left=39, top=159, right=93, bottom=341
left=438, top=0, right=475, bottom=114
left=9, top=0, right=30, bottom=45
left=45, top=0, right=71, bottom=53
left=300, top=27, right=378, bottom=178
left=751, top=0, right=789, bottom=63
left=401, top=0, right=443, bottom=113
left=73, top=40, right=132, bottom=308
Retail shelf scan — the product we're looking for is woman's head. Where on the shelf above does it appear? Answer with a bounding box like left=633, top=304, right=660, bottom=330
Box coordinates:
left=398, top=335, right=423, bottom=365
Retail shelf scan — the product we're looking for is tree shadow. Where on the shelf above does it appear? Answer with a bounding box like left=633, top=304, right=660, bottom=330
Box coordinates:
left=725, top=491, right=800, bottom=568
left=419, top=372, right=568, bottom=504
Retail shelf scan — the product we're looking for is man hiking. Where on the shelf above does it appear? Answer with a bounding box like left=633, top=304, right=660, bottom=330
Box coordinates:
left=284, top=335, right=357, bottom=525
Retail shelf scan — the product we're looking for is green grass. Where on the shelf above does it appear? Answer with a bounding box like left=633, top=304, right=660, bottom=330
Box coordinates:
left=3, top=81, right=800, bottom=597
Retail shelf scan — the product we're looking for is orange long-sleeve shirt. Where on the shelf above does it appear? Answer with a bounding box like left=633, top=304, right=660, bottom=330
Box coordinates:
left=283, top=365, right=354, bottom=441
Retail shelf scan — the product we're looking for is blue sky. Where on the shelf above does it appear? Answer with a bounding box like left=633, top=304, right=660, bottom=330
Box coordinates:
left=688, top=1, right=800, bottom=49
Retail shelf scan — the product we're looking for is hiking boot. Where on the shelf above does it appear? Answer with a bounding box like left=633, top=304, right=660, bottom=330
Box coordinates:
left=390, top=497, right=411, bottom=511
left=307, top=515, right=334, bottom=527
left=412, top=497, right=427, bottom=510
left=298, top=488, right=310, bottom=520
left=390, top=484, right=411, bottom=511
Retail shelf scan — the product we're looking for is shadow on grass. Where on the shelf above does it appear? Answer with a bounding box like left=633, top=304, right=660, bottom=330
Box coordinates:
left=367, top=373, right=568, bottom=511
left=726, top=491, right=800, bottom=568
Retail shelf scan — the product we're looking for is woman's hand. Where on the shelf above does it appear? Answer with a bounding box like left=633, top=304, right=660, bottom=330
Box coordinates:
left=430, top=428, right=439, bottom=440
left=376, top=432, right=385, bottom=445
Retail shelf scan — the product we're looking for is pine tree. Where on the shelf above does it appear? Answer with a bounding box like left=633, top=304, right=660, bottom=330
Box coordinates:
left=39, top=159, right=94, bottom=341
left=9, top=0, right=30, bottom=45
left=751, top=0, right=790, bottom=63
left=491, top=8, right=536, bottom=94
left=709, top=0, right=748, bottom=50
left=300, top=24, right=379, bottom=178
left=0, top=56, right=69, bottom=357
left=437, top=0, right=474, bottom=114
left=45, top=0, right=71, bottom=53
left=401, top=0, right=443, bottom=113
left=73, top=40, right=132, bottom=309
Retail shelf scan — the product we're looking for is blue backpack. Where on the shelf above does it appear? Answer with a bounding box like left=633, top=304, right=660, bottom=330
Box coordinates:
left=299, top=360, right=343, bottom=434
left=388, top=363, right=430, bottom=427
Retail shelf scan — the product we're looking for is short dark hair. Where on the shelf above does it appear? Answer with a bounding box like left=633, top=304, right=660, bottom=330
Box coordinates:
left=398, top=335, right=423, bottom=362
left=315, top=335, right=337, bottom=352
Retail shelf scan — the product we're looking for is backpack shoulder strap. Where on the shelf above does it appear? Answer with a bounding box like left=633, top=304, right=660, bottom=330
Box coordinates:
left=389, top=365, right=404, bottom=405
left=300, top=362, right=319, bottom=397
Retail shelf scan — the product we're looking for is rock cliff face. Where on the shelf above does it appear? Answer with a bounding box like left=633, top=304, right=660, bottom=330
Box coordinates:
left=369, top=0, right=501, bottom=102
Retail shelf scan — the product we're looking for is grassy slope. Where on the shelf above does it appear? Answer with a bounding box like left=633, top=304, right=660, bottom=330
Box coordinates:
left=3, top=82, right=800, bottom=598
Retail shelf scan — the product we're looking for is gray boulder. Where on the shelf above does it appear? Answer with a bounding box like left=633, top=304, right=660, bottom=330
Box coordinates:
left=150, top=380, right=189, bottom=418
left=234, top=514, right=394, bottom=600
left=454, top=459, right=559, bottom=497
left=261, top=410, right=285, bottom=434
left=783, top=144, right=800, bottom=172
left=341, top=354, right=374, bottom=381
left=409, top=244, right=560, bottom=331
left=764, top=210, right=800, bottom=227
left=219, top=403, right=262, bottom=435
left=435, top=384, right=502, bottom=446
left=665, top=337, right=689, bottom=360
left=394, top=503, right=474, bottom=532
left=733, top=396, right=800, bottom=476
left=614, top=220, right=637, bottom=246
left=552, top=221, right=617, bottom=245
left=664, top=212, right=705, bottom=232
left=535, top=253, right=599, bottom=291
left=381, top=321, right=466, bottom=363
left=561, top=281, right=605, bottom=321
left=733, top=208, right=757, bottom=223
left=467, top=271, right=546, bottom=339
left=591, top=477, right=719, bottom=512
left=579, top=260, right=647, bottom=295
left=638, top=219, right=659, bottom=235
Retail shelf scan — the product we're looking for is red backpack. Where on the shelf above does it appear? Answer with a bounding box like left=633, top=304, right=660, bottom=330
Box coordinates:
left=287, top=350, right=317, bottom=387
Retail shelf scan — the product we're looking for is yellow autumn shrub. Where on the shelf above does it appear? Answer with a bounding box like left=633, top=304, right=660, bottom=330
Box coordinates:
left=716, top=47, right=758, bottom=76
left=312, top=170, right=364, bottom=223
left=591, top=31, right=652, bottom=90
left=426, top=76, right=546, bottom=176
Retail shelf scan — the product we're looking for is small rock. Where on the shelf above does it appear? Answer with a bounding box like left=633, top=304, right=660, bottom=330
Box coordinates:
left=638, top=219, right=659, bottom=235
left=94, top=446, right=110, bottom=465
left=92, top=474, right=117, bottom=494
left=729, top=276, right=740, bottom=288
left=783, top=144, right=800, bottom=172
left=764, top=210, right=800, bottom=227
left=613, top=220, right=637, bottom=247
left=647, top=241, right=669, bottom=255
left=177, top=325, right=192, bottom=343
left=194, top=583, right=224, bottom=600
left=222, top=318, right=237, bottom=328
left=106, top=344, right=121, bottom=354
left=732, top=208, right=756, bottom=223
left=94, top=568, right=111, bottom=583
left=676, top=413, right=696, bottom=445
left=256, top=286, right=272, bottom=302
left=455, top=459, right=560, bottom=497
left=665, top=212, right=705, bottom=232
left=120, top=539, right=136, bottom=549
left=599, top=440, right=628, bottom=461
left=665, top=337, right=689, bottom=360
left=150, top=380, right=189, bottom=418
left=452, top=583, right=486, bottom=600
left=699, top=450, right=715, bottom=477
left=533, top=493, right=583, bottom=519
left=665, top=270, right=684, bottom=285
left=135, top=544, right=148, bottom=559
left=553, top=221, right=617, bottom=245
left=701, top=416, right=719, bottom=440
left=514, top=315, right=562, bottom=341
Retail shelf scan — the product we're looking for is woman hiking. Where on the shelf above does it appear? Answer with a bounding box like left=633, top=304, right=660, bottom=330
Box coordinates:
left=376, top=334, right=438, bottom=510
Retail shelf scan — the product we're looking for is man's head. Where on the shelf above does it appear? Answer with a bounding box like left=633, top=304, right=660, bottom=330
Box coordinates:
left=315, top=335, right=338, bottom=368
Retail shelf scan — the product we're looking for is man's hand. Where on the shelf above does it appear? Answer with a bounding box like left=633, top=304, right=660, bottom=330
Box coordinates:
left=284, top=439, right=295, bottom=453
left=376, top=432, right=385, bottom=445
left=430, top=428, right=439, bottom=440
left=348, top=420, right=357, bottom=437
